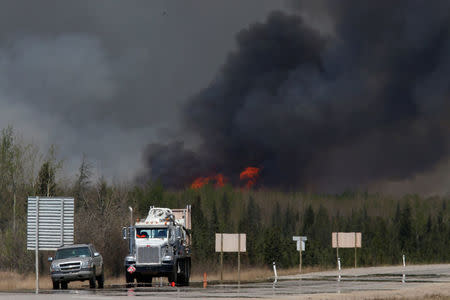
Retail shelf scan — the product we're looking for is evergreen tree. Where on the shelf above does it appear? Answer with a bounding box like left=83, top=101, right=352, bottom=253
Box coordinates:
left=36, top=161, right=56, bottom=196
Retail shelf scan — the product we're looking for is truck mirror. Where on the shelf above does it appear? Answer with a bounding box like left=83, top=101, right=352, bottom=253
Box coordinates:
left=122, top=227, right=127, bottom=240
left=48, top=257, right=53, bottom=262
left=94, top=252, right=100, bottom=257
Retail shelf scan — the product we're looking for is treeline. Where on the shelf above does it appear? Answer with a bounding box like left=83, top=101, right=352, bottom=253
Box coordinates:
left=0, top=126, right=449, bottom=276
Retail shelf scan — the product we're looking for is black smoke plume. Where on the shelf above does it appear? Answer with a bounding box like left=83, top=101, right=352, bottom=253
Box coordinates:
left=143, top=2, right=450, bottom=191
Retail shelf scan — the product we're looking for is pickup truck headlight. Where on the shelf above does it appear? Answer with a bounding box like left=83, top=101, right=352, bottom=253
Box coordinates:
left=81, top=260, right=93, bottom=268
left=51, top=263, right=60, bottom=272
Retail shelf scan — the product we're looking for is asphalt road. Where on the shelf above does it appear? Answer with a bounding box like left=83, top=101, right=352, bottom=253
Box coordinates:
left=1, top=264, right=449, bottom=299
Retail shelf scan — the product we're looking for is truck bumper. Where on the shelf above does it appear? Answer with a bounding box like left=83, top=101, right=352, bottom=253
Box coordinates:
left=126, top=263, right=173, bottom=276
left=51, top=269, right=93, bottom=282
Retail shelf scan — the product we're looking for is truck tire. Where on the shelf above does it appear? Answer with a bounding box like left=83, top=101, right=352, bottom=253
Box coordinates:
left=168, top=260, right=179, bottom=285
left=143, top=276, right=152, bottom=286
left=184, top=259, right=191, bottom=286
left=136, top=274, right=144, bottom=287
left=125, top=271, right=134, bottom=288
left=175, top=259, right=190, bottom=286
left=89, top=268, right=96, bottom=288
left=52, top=280, right=60, bottom=290
left=96, top=268, right=104, bottom=288
left=60, top=281, right=68, bottom=289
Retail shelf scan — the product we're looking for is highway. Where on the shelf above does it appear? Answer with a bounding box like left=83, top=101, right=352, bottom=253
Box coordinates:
left=1, top=264, right=449, bottom=299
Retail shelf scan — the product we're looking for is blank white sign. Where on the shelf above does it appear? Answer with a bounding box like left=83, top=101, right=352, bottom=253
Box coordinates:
left=215, top=233, right=246, bottom=252
left=332, top=232, right=362, bottom=248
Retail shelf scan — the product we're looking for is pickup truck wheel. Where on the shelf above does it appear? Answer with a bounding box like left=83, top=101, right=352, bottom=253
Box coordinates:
left=52, top=280, right=60, bottom=289
left=60, top=281, right=68, bottom=289
left=89, top=268, right=96, bottom=288
left=96, top=269, right=104, bottom=289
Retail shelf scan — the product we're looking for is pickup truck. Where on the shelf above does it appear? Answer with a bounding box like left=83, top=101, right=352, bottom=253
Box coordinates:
left=48, top=244, right=104, bottom=289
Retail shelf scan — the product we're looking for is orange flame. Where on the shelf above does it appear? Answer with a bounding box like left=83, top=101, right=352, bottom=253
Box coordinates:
left=191, top=174, right=226, bottom=189
left=240, top=167, right=260, bottom=188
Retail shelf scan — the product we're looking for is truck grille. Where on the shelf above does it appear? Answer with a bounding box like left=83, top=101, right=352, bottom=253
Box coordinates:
left=60, top=262, right=81, bottom=272
left=137, top=246, right=160, bottom=264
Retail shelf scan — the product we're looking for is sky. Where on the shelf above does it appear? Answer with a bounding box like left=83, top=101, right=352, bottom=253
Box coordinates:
left=1, top=1, right=450, bottom=195
left=0, top=0, right=288, bottom=180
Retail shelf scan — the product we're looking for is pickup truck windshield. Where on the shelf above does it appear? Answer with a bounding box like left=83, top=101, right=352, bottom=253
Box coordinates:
left=136, top=228, right=167, bottom=239
left=55, top=247, right=91, bottom=259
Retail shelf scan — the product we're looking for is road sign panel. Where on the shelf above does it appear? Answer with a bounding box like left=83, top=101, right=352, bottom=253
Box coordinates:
left=215, top=233, right=246, bottom=252
left=332, top=232, right=362, bottom=248
left=27, top=197, right=74, bottom=251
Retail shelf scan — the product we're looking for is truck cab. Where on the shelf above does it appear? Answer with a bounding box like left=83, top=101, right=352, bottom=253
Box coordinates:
left=123, top=206, right=191, bottom=286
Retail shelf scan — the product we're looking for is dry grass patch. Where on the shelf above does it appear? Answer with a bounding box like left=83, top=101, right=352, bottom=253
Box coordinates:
left=0, top=271, right=89, bottom=291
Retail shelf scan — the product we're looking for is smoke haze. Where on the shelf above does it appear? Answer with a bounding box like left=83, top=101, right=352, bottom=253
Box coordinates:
left=143, top=1, right=450, bottom=192
left=0, top=0, right=285, bottom=179
left=1, top=1, right=449, bottom=193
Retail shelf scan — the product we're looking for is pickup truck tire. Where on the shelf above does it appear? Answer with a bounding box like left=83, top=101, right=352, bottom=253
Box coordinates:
left=52, top=280, right=60, bottom=289
left=89, top=268, right=96, bottom=288
left=61, top=281, right=68, bottom=289
left=96, top=268, right=104, bottom=288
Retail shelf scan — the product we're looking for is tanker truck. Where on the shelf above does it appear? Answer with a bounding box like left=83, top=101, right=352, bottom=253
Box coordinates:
left=122, top=206, right=191, bottom=286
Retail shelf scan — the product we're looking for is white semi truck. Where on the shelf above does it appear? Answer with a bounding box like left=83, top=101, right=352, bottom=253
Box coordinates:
left=122, top=206, right=191, bottom=286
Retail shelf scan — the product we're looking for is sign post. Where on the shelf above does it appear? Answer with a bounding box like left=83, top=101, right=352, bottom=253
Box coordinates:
left=27, top=197, right=74, bottom=294
left=220, top=234, right=223, bottom=284
left=35, top=196, right=39, bottom=294
left=292, top=236, right=307, bottom=273
left=215, top=233, right=246, bottom=285
left=238, top=233, right=241, bottom=285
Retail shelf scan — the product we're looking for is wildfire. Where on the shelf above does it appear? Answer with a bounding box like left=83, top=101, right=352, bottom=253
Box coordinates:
left=240, top=167, right=260, bottom=188
left=190, top=167, right=260, bottom=189
left=190, top=174, right=225, bottom=189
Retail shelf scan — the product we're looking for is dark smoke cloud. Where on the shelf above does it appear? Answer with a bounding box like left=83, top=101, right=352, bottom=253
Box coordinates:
left=0, top=0, right=284, bottom=179
left=143, top=2, right=450, bottom=191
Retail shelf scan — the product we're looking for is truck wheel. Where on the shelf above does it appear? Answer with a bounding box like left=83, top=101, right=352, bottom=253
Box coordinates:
left=136, top=274, right=144, bottom=287
left=144, top=276, right=152, bottom=286
left=178, top=259, right=186, bottom=286
left=89, top=268, right=96, bottom=288
left=96, top=268, right=104, bottom=289
left=125, top=271, right=134, bottom=288
left=168, top=260, right=178, bottom=285
left=60, top=281, right=68, bottom=289
left=184, top=259, right=190, bottom=286
left=52, top=280, right=60, bottom=290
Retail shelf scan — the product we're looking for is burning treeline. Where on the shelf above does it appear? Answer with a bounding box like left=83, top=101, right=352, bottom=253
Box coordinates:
left=143, top=1, right=450, bottom=192
left=191, top=167, right=260, bottom=189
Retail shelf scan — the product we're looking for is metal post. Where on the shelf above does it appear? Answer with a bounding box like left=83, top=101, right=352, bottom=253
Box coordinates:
left=336, top=232, right=339, bottom=269
left=129, top=206, right=133, bottom=226
left=60, top=199, right=64, bottom=247
left=35, top=196, right=39, bottom=294
left=238, top=233, right=241, bottom=285
left=354, top=232, right=357, bottom=268
left=272, top=261, right=278, bottom=284
left=299, top=241, right=302, bottom=274
left=402, top=254, right=406, bottom=283
left=220, top=234, right=223, bottom=284
left=337, top=257, right=341, bottom=282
